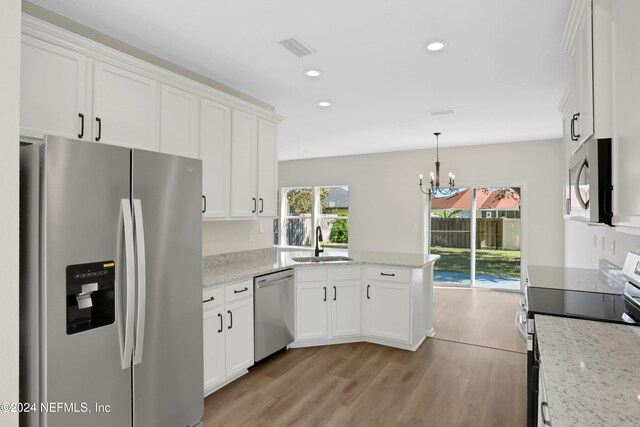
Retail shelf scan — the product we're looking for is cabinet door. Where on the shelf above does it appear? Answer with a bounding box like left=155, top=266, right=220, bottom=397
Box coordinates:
left=159, top=84, right=198, bottom=158
left=576, top=0, right=594, bottom=144
left=230, top=109, right=257, bottom=217
left=257, top=119, right=278, bottom=217
left=331, top=279, right=361, bottom=337
left=364, top=281, right=411, bottom=342
left=203, top=307, right=225, bottom=395
left=225, top=298, right=254, bottom=378
left=611, top=0, right=640, bottom=225
left=20, top=35, right=90, bottom=140
left=200, top=99, right=231, bottom=218
left=295, top=282, right=329, bottom=340
left=93, top=61, right=158, bottom=150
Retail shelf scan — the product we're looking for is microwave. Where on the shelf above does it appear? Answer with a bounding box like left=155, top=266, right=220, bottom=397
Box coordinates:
left=567, top=138, right=612, bottom=225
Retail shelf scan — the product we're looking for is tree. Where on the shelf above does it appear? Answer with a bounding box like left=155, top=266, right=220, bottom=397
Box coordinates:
left=286, top=188, right=330, bottom=214
left=433, top=209, right=463, bottom=218
left=478, top=187, right=521, bottom=208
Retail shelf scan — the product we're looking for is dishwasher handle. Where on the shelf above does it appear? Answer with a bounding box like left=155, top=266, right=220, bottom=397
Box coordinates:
left=255, top=275, right=294, bottom=289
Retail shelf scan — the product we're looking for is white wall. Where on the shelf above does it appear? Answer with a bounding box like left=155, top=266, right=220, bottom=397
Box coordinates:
left=0, top=0, right=21, bottom=425
left=202, top=219, right=274, bottom=256
left=279, top=139, right=565, bottom=267
left=565, top=220, right=640, bottom=268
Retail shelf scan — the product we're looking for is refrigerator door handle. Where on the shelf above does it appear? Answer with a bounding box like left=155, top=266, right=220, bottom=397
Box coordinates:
left=119, top=199, right=136, bottom=369
left=133, top=199, right=147, bottom=366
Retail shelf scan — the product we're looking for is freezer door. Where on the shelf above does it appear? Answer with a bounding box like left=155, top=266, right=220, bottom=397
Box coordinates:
left=131, top=149, right=203, bottom=427
left=41, top=136, right=133, bottom=427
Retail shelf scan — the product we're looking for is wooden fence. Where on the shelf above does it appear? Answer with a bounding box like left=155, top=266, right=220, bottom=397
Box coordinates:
left=431, top=218, right=518, bottom=249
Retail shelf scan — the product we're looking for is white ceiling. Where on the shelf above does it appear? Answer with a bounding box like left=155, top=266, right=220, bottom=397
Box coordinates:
left=30, top=0, right=571, bottom=160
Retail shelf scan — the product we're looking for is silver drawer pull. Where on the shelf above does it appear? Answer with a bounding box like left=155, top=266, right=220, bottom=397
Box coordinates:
left=234, top=287, right=249, bottom=294
left=203, top=296, right=215, bottom=303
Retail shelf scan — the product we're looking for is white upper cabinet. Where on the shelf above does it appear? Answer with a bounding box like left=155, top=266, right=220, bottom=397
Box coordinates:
left=562, top=0, right=594, bottom=151
left=160, top=84, right=199, bottom=158
left=93, top=61, right=159, bottom=151
left=230, top=109, right=258, bottom=218
left=200, top=99, right=231, bottom=219
left=21, top=16, right=282, bottom=222
left=20, top=35, right=90, bottom=141
left=257, top=119, right=278, bottom=217
left=611, top=0, right=640, bottom=226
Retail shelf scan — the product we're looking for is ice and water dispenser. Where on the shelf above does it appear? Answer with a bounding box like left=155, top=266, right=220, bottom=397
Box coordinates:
left=66, top=261, right=116, bottom=335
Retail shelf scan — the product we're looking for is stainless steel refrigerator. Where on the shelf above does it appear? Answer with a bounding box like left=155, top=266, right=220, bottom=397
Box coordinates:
left=20, top=136, right=204, bottom=427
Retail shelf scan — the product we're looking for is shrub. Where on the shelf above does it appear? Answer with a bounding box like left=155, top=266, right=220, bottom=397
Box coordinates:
left=329, top=213, right=348, bottom=243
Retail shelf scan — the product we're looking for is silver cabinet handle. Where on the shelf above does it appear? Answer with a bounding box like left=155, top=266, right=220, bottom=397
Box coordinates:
left=255, top=275, right=293, bottom=289
left=119, top=199, right=136, bottom=370
left=541, top=401, right=551, bottom=426
left=133, top=199, right=146, bottom=366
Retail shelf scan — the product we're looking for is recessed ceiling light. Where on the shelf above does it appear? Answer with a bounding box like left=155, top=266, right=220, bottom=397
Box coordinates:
left=426, top=40, right=447, bottom=52
left=305, top=69, right=322, bottom=78
left=317, top=100, right=331, bottom=107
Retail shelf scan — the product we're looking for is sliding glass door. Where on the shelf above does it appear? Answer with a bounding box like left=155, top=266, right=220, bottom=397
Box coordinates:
left=429, top=187, right=521, bottom=291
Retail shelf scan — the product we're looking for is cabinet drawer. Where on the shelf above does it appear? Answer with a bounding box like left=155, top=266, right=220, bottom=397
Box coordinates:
left=203, top=287, right=224, bottom=310
left=225, top=279, right=253, bottom=303
left=329, top=266, right=361, bottom=281
left=296, top=268, right=327, bottom=283
left=366, top=266, right=410, bottom=283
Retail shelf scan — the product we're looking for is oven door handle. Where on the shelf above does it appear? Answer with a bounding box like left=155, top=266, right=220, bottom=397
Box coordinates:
left=515, top=309, right=528, bottom=342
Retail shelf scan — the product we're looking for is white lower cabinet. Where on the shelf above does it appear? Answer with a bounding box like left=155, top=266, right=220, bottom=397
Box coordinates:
left=538, top=364, right=552, bottom=426
left=296, top=281, right=329, bottom=340
left=295, top=267, right=361, bottom=342
left=203, top=306, right=225, bottom=393
left=203, top=280, right=254, bottom=397
left=224, top=297, right=254, bottom=378
left=363, top=266, right=412, bottom=343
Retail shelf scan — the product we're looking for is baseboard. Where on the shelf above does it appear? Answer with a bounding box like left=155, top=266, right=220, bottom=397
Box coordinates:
left=203, top=369, right=249, bottom=398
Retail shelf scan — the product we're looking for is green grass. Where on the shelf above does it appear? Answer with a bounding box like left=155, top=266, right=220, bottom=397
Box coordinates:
left=322, top=242, right=348, bottom=249
left=431, top=247, right=521, bottom=278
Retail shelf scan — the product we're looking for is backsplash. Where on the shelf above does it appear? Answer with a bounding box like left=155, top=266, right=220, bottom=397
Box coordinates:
left=202, top=219, right=275, bottom=256
left=565, top=220, right=640, bottom=268
left=203, top=247, right=277, bottom=268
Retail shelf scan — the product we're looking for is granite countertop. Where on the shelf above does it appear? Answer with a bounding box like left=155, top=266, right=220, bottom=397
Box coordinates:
left=203, top=249, right=440, bottom=289
left=535, top=315, right=640, bottom=427
left=527, top=263, right=626, bottom=294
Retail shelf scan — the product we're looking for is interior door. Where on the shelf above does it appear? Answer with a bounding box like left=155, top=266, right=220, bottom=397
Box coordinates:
left=131, top=149, right=203, bottom=427
left=42, top=136, right=132, bottom=427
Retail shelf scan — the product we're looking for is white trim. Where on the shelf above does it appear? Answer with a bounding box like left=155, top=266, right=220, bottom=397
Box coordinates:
left=21, top=14, right=284, bottom=124
left=289, top=334, right=427, bottom=352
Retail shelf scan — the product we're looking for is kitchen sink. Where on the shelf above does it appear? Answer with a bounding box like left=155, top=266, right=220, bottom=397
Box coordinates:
left=292, top=256, right=353, bottom=263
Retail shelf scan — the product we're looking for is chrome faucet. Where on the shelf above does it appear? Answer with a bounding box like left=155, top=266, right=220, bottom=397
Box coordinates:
left=314, top=225, right=324, bottom=257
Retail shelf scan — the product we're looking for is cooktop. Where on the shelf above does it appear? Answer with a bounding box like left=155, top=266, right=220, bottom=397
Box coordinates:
left=526, top=286, right=640, bottom=325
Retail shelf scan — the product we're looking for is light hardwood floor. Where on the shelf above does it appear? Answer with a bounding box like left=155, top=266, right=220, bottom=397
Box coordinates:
left=204, top=288, right=527, bottom=427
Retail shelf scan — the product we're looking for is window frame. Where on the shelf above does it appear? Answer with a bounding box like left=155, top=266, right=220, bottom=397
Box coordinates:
left=278, top=185, right=349, bottom=249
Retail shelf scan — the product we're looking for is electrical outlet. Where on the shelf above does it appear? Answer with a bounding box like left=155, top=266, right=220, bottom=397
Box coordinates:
left=259, top=222, right=265, bottom=233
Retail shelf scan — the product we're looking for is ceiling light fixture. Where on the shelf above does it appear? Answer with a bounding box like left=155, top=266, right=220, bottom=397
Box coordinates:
left=426, top=40, right=447, bottom=52
left=305, top=69, right=322, bottom=78
left=419, top=132, right=456, bottom=196
left=317, top=100, right=331, bottom=107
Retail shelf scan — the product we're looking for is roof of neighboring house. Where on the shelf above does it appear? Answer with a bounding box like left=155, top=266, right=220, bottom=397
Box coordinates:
left=431, top=188, right=520, bottom=210
left=325, top=187, right=349, bottom=208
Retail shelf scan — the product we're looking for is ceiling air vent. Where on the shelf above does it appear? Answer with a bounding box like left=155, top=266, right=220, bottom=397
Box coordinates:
left=279, top=37, right=316, bottom=57
left=427, top=108, right=456, bottom=117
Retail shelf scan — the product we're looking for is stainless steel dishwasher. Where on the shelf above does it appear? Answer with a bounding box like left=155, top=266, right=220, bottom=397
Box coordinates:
left=254, top=269, right=294, bottom=362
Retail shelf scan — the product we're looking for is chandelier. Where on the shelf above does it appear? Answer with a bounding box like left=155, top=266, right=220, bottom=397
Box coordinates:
left=419, top=132, right=456, bottom=196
